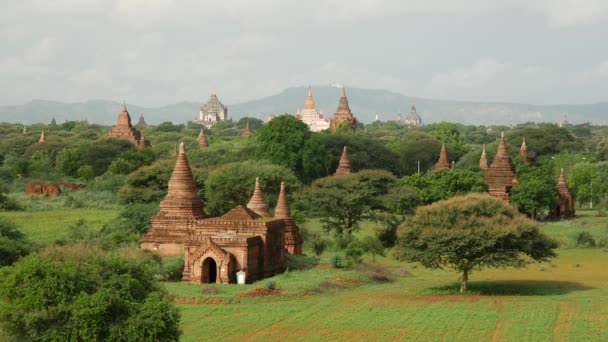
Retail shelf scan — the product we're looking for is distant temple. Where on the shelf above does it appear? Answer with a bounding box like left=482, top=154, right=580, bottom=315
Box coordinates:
left=485, top=132, right=517, bottom=203
left=329, top=87, right=358, bottom=131
left=197, top=128, right=208, bottom=148
left=136, top=114, right=148, bottom=127
left=553, top=168, right=575, bottom=219
left=558, top=115, right=569, bottom=128
left=479, top=144, right=488, bottom=170
left=404, top=105, right=423, bottom=127
left=241, top=118, right=253, bottom=138
left=50, top=117, right=56, bottom=125
left=106, top=102, right=149, bottom=149
left=433, top=143, right=450, bottom=172
left=22, top=126, right=27, bottom=135
left=296, top=87, right=329, bottom=132
left=334, top=146, right=352, bottom=176
left=197, top=90, right=228, bottom=128
left=38, top=130, right=46, bottom=143
left=140, top=143, right=303, bottom=284
left=520, top=137, right=529, bottom=163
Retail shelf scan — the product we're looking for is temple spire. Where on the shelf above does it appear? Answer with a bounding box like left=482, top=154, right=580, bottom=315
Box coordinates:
left=335, top=145, right=353, bottom=176
left=241, top=117, right=253, bottom=138
left=520, top=137, right=529, bottom=163
left=274, top=181, right=291, bottom=220
left=485, top=131, right=518, bottom=203
left=433, top=143, right=450, bottom=172
left=247, top=177, right=270, bottom=217
left=304, top=86, right=315, bottom=110
left=198, top=128, right=209, bottom=148
left=479, top=144, right=488, bottom=170
left=38, top=130, right=46, bottom=143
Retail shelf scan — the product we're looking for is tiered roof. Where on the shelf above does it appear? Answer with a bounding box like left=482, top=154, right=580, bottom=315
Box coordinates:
left=106, top=102, right=148, bottom=148
left=434, top=143, right=450, bottom=172
left=335, top=146, right=353, bottom=176
left=198, top=128, right=208, bottom=148
left=329, top=87, right=358, bottom=131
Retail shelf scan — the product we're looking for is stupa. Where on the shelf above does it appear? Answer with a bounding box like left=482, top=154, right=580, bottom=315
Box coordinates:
left=38, top=130, right=46, bottom=143
left=335, top=146, right=353, bottom=176
left=106, top=102, right=149, bottom=149
left=246, top=177, right=270, bottom=217
left=485, top=132, right=517, bottom=203
left=141, top=146, right=303, bottom=283
left=479, top=144, right=488, bottom=170
left=433, top=143, right=450, bottom=172
left=553, top=168, right=575, bottom=218
left=241, top=118, right=253, bottom=138
left=197, top=128, right=209, bottom=148
left=136, top=114, right=148, bottom=127
left=520, top=137, right=529, bottom=163
left=329, top=87, right=358, bottom=131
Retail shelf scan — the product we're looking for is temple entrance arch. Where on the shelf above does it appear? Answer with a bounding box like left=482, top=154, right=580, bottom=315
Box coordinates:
left=202, top=257, right=217, bottom=283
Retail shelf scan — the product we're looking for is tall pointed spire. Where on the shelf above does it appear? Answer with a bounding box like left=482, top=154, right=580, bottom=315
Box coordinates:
left=433, top=143, right=450, bottom=172
left=274, top=181, right=291, bottom=219
left=241, top=117, right=253, bottom=138
left=485, top=131, right=518, bottom=203
left=247, top=177, right=270, bottom=217
left=116, top=101, right=132, bottom=128
left=22, top=126, right=27, bottom=135
left=157, top=143, right=205, bottom=218
left=330, top=86, right=357, bottom=131
left=335, top=146, right=353, bottom=176
left=198, top=128, right=209, bottom=148
left=520, top=137, right=529, bottom=163
left=555, top=168, right=575, bottom=218
left=479, top=144, right=488, bottom=170
left=304, top=86, right=315, bottom=110
left=38, top=130, right=46, bottom=143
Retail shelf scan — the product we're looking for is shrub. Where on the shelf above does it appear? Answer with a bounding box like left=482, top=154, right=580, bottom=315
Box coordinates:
left=160, top=256, right=184, bottom=281
left=307, top=232, right=328, bottom=256
left=329, top=254, right=347, bottom=269
left=345, top=244, right=365, bottom=265
left=285, top=254, right=318, bottom=270
left=576, top=231, right=596, bottom=247
left=266, top=281, right=277, bottom=290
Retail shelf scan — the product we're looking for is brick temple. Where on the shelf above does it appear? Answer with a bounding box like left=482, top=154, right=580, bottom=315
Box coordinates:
left=140, top=143, right=302, bottom=284
left=433, top=143, right=450, bottom=172
left=329, top=87, right=358, bottom=131
left=484, top=132, right=518, bottom=203
left=553, top=168, right=575, bottom=218
left=106, top=102, right=148, bottom=149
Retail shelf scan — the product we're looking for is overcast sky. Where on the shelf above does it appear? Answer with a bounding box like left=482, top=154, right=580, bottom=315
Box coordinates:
left=1, top=0, right=608, bottom=107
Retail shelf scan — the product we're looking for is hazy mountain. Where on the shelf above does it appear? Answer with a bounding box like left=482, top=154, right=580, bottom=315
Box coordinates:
left=1, top=86, right=607, bottom=125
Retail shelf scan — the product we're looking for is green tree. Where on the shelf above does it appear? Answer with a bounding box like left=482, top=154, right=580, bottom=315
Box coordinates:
left=396, top=193, right=557, bottom=292
left=204, top=160, right=300, bottom=216
left=388, top=131, right=442, bottom=176
left=0, top=245, right=180, bottom=341
left=56, top=148, right=82, bottom=177
left=0, top=218, right=31, bottom=266
left=300, top=170, right=397, bottom=236
left=511, top=163, right=559, bottom=218
left=401, top=169, right=488, bottom=204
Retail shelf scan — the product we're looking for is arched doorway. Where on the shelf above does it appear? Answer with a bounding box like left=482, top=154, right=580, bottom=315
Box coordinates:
left=202, top=257, right=217, bottom=283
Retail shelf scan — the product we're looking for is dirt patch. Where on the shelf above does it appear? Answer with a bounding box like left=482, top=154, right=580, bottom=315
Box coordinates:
left=238, top=288, right=281, bottom=298
left=173, top=297, right=229, bottom=305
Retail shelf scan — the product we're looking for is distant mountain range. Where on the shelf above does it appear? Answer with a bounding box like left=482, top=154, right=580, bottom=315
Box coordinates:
left=1, top=86, right=607, bottom=126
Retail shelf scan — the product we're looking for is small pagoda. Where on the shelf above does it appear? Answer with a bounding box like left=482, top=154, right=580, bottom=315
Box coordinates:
left=197, top=128, right=209, bottom=148
left=334, top=146, right=353, bottom=176
left=433, top=143, right=450, bottom=172
left=520, top=137, right=529, bottom=163
left=136, top=114, right=148, bottom=127
left=553, top=168, right=575, bottom=218
left=241, top=118, right=253, bottom=139
left=106, top=102, right=149, bottom=149
left=329, top=87, right=358, bottom=131
left=479, top=144, right=488, bottom=170
left=38, top=130, right=46, bottom=143
left=485, top=132, right=517, bottom=203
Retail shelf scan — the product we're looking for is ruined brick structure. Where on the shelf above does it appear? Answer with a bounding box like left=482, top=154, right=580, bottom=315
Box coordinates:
left=140, top=143, right=303, bottom=284
left=24, top=181, right=85, bottom=197
left=334, top=146, right=353, bottom=176
left=433, top=143, right=450, bottom=172
left=197, top=128, right=208, bottom=148
left=106, top=102, right=149, bottom=149
left=553, top=168, right=576, bottom=218
left=329, top=87, right=358, bottom=131
left=485, top=132, right=518, bottom=203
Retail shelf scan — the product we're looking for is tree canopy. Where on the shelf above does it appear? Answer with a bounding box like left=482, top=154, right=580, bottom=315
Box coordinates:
left=396, top=193, right=557, bottom=292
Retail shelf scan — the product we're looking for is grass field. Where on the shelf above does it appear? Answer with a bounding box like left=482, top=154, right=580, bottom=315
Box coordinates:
left=0, top=209, right=118, bottom=244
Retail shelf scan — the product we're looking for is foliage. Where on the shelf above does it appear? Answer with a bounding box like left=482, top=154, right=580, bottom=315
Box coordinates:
left=396, top=193, right=557, bottom=292
left=387, top=131, right=442, bottom=176
left=108, top=148, right=156, bottom=175
left=329, top=254, right=347, bottom=269
left=0, top=217, right=31, bottom=267
left=576, top=231, right=596, bottom=248
left=204, top=160, right=299, bottom=216
left=569, top=161, right=608, bottom=208
left=0, top=245, right=181, bottom=341
left=401, top=169, right=488, bottom=204
left=511, top=163, right=559, bottom=218
left=300, top=170, right=397, bottom=236
left=320, top=132, right=398, bottom=175
left=255, top=115, right=330, bottom=182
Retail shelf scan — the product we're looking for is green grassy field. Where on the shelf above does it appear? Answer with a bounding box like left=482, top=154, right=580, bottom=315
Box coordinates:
left=0, top=209, right=118, bottom=244
left=169, top=212, right=608, bottom=342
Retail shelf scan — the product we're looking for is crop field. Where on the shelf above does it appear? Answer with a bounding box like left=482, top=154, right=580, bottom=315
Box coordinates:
left=170, top=211, right=608, bottom=342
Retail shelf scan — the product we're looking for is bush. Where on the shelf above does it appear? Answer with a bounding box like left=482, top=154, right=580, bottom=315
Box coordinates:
left=307, top=232, right=328, bottom=256
left=345, top=244, right=365, bottom=265
left=285, top=254, right=318, bottom=270
left=576, top=231, right=596, bottom=247
left=266, top=281, right=277, bottom=290
left=329, top=254, right=347, bottom=269
left=158, top=256, right=184, bottom=281
left=0, top=217, right=31, bottom=266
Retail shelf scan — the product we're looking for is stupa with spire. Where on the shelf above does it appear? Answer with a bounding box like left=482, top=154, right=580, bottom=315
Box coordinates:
left=295, top=87, right=330, bottom=132
left=141, top=146, right=303, bottom=284
left=197, top=128, right=209, bottom=148
left=520, top=137, right=529, bottom=163
left=136, top=113, right=148, bottom=127
left=433, top=143, right=450, bottom=172
left=335, top=146, right=353, bottom=176
left=106, top=101, right=149, bottom=149
left=241, top=118, right=253, bottom=139
left=485, top=132, right=518, bottom=203
left=38, top=130, right=46, bottom=143
left=479, top=144, right=488, bottom=170
left=329, top=87, right=358, bottom=131
left=553, top=168, right=575, bottom=218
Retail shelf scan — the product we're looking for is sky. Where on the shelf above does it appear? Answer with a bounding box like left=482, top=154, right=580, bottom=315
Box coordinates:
left=1, top=0, right=608, bottom=107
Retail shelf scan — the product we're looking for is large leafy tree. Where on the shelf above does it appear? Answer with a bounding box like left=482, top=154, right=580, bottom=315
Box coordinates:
left=204, top=160, right=300, bottom=216
left=401, top=169, right=488, bottom=204
left=0, top=245, right=181, bottom=341
left=387, top=131, right=442, bottom=176
left=320, top=132, right=398, bottom=174
left=397, top=193, right=557, bottom=292
left=255, top=115, right=330, bottom=182
left=511, top=162, right=559, bottom=218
